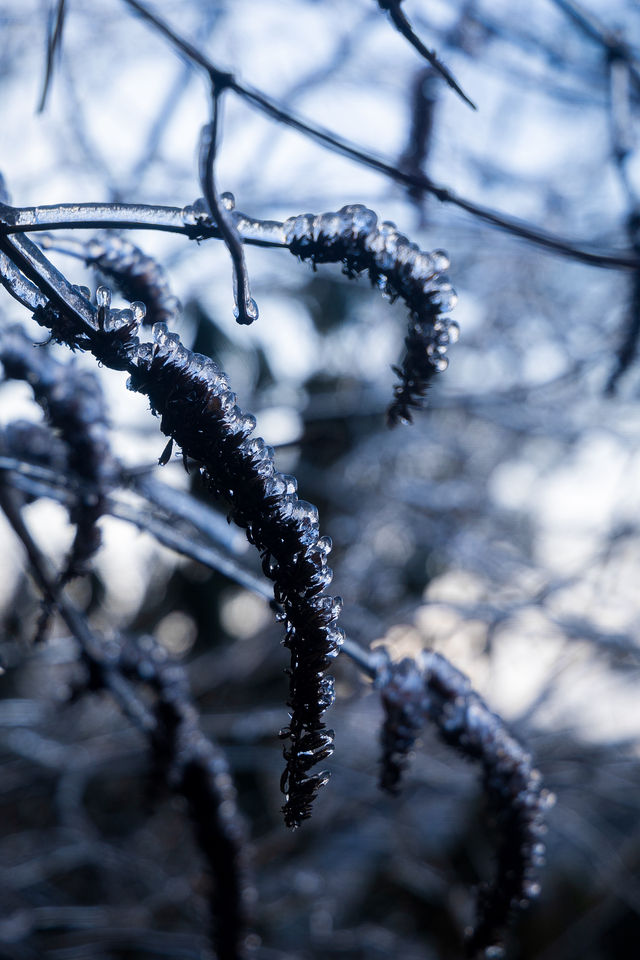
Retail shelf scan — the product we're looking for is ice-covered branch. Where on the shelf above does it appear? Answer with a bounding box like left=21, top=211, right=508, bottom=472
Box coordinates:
left=94, top=637, right=255, bottom=960
left=126, top=321, right=343, bottom=827
left=3, top=195, right=638, bottom=269
left=7, top=196, right=462, bottom=423
left=0, top=481, right=253, bottom=960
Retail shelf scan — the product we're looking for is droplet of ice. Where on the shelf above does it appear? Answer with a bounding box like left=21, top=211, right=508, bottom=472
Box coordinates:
left=239, top=413, right=256, bottom=433
left=432, top=283, right=458, bottom=312
left=318, top=212, right=342, bottom=240
left=282, top=474, right=298, bottom=496
left=96, top=286, right=111, bottom=309
left=130, top=301, right=146, bottom=324
left=447, top=320, right=460, bottom=343
left=246, top=297, right=259, bottom=321
left=111, top=308, right=133, bottom=331
left=410, top=252, right=436, bottom=280
left=152, top=321, right=169, bottom=344
left=266, top=476, right=286, bottom=497
left=430, top=249, right=450, bottom=272
left=339, top=204, right=378, bottom=237
left=293, top=500, right=319, bottom=525
left=316, top=535, right=332, bottom=556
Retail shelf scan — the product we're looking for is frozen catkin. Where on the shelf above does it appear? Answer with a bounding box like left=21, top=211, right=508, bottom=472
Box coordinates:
left=281, top=204, right=459, bottom=425
left=124, top=320, right=343, bottom=828
left=110, top=638, right=254, bottom=960
left=0, top=325, right=118, bottom=590
left=32, top=291, right=342, bottom=825
left=375, top=648, right=554, bottom=959
left=83, top=236, right=181, bottom=327
left=0, top=418, right=69, bottom=476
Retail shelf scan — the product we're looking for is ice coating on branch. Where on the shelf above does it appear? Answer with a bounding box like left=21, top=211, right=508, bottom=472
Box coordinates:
left=234, top=295, right=259, bottom=324
left=127, top=322, right=343, bottom=827
left=375, top=648, right=554, bottom=958
left=281, top=204, right=458, bottom=424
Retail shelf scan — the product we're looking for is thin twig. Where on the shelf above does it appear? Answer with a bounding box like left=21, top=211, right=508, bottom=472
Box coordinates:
left=38, top=0, right=66, bottom=113
left=376, top=0, right=476, bottom=109
left=605, top=42, right=640, bottom=393
left=551, top=0, right=640, bottom=93
left=0, top=454, right=377, bottom=676
left=0, top=456, right=270, bottom=600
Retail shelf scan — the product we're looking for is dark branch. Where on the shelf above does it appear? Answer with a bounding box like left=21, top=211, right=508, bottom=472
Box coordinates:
left=38, top=0, right=66, bottom=112
left=376, top=0, right=476, bottom=110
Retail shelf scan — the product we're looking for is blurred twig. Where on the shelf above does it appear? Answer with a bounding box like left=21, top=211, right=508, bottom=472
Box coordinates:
left=376, top=0, right=476, bottom=109
left=38, top=0, right=66, bottom=112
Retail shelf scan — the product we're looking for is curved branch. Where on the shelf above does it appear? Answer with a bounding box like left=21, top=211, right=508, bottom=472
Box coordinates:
left=41, top=233, right=181, bottom=327
left=0, top=327, right=118, bottom=635
left=199, top=92, right=258, bottom=325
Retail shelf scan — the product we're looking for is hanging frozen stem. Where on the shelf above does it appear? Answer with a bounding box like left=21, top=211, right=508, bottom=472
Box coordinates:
left=198, top=90, right=258, bottom=325
left=279, top=204, right=459, bottom=424
left=3, top=190, right=457, bottom=423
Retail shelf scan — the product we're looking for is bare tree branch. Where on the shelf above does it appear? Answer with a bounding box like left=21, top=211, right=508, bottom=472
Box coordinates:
left=376, top=0, right=476, bottom=110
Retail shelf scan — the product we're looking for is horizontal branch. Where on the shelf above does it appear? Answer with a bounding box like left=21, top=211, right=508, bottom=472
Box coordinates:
left=0, top=456, right=271, bottom=601
left=0, top=454, right=378, bottom=679
left=2, top=198, right=638, bottom=271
